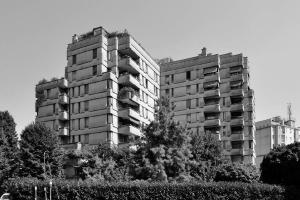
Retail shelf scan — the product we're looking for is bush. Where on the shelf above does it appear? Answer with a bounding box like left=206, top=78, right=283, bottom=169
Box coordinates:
left=4, top=177, right=299, bottom=200
left=214, top=163, right=259, bottom=183
left=260, top=142, right=300, bottom=185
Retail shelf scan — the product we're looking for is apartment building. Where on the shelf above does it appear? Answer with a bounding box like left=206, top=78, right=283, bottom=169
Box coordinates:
left=255, top=116, right=300, bottom=168
left=160, top=48, right=255, bottom=164
left=35, top=27, right=160, bottom=149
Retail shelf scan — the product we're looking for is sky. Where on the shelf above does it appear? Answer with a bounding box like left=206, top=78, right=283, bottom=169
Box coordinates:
left=0, top=0, right=300, bottom=134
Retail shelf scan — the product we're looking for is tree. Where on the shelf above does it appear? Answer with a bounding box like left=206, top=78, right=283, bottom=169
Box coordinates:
left=132, top=97, right=195, bottom=182
left=19, top=122, right=63, bottom=179
left=214, top=162, right=259, bottom=183
left=260, top=142, right=300, bottom=185
left=0, top=111, right=19, bottom=185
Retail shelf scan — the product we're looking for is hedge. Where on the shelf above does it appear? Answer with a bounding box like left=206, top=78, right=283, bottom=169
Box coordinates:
left=2, top=178, right=300, bottom=200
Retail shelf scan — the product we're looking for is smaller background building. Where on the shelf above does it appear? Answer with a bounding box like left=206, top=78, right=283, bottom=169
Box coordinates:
left=255, top=116, right=300, bottom=168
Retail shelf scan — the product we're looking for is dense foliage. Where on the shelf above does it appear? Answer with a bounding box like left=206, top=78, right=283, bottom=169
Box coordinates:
left=0, top=111, right=19, bottom=185
left=215, top=162, right=259, bottom=183
left=19, top=122, right=63, bottom=179
left=131, top=97, right=195, bottom=182
left=260, top=142, right=300, bottom=185
left=4, top=177, right=298, bottom=200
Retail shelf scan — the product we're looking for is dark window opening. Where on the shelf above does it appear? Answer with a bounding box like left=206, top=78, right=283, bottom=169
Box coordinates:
left=186, top=71, right=191, bottom=80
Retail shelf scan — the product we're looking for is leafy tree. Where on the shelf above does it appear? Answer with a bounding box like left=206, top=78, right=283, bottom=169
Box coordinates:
left=260, top=142, right=300, bottom=185
left=63, top=144, right=132, bottom=182
left=0, top=111, right=19, bottom=185
left=132, top=97, right=195, bottom=182
left=214, top=162, right=259, bottom=183
left=19, top=122, right=63, bottom=179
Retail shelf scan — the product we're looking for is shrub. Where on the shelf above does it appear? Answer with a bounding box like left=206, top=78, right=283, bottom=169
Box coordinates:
left=260, top=142, right=300, bottom=185
left=4, top=177, right=296, bottom=200
left=214, top=162, right=259, bottom=183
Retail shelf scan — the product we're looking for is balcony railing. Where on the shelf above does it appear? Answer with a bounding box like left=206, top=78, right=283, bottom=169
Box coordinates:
left=203, top=73, right=220, bottom=83
left=58, top=94, right=69, bottom=104
left=118, top=57, right=140, bottom=75
left=230, top=133, right=245, bottom=141
left=230, top=148, right=244, bottom=155
left=230, top=104, right=244, bottom=111
left=118, top=92, right=139, bottom=106
left=118, top=108, right=140, bottom=121
left=230, top=89, right=244, bottom=97
left=230, top=118, right=244, bottom=126
left=118, top=125, right=141, bottom=137
left=204, top=119, right=221, bottom=127
left=118, top=74, right=140, bottom=89
left=204, top=104, right=221, bottom=113
left=203, top=89, right=220, bottom=98
left=59, top=127, right=69, bottom=136
left=59, top=111, right=69, bottom=121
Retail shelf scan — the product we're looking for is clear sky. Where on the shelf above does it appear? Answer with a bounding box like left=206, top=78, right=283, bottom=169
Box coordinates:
left=0, top=0, right=300, bottom=134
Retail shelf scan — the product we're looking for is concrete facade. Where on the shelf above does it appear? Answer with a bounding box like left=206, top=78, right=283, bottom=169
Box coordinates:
left=160, top=49, right=255, bottom=164
left=35, top=27, right=159, bottom=148
left=255, top=116, right=300, bottom=168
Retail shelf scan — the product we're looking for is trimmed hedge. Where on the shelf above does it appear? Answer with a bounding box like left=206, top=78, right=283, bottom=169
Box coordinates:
left=3, top=178, right=300, bottom=200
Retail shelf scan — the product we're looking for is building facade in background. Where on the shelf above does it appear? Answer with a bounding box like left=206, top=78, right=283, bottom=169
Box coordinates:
left=255, top=116, right=300, bottom=167
left=160, top=48, right=255, bottom=164
left=35, top=27, right=160, bottom=149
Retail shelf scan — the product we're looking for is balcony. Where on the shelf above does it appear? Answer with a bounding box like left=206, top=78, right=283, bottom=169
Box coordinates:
left=203, top=89, right=220, bottom=98
left=118, top=74, right=139, bottom=89
left=119, top=125, right=141, bottom=137
left=230, top=104, right=244, bottom=111
left=230, top=148, right=244, bottom=155
left=230, top=89, right=244, bottom=97
left=58, top=94, right=69, bottom=104
left=59, top=111, right=68, bottom=121
left=245, top=104, right=254, bottom=111
left=119, top=108, right=140, bottom=121
left=248, top=89, right=254, bottom=97
left=230, top=118, right=244, bottom=126
left=203, top=73, right=220, bottom=83
left=58, top=78, right=68, bottom=89
left=204, top=104, right=221, bottom=113
left=59, top=128, right=69, bottom=136
left=118, top=91, right=139, bottom=106
left=118, top=57, right=139, bottom=75
left=244, top=148, right=254, bottom=155
left=118, top=35, right=140, bottom=60
left=204, top=119, right=221, bottom=127
left=230, top=133, right=245, bottom=141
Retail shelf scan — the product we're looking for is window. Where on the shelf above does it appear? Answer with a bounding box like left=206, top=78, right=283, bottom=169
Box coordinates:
left=84, top=117, right=89, bottom=128
left=145, top=79, right=148, bottom=88
left=187, top=114, right=191, bottom=123
left=186, top=85, right=191, bottom=94
left=53, top=104, right=55, bottom=114
left=165, top=89, right=169, bottom=96
left=71, top=87, right=74, bottom=97
left=78, top=134, right=81, bottom=142
left=107, top=97, right=113, bottom=106
left=78, top=102, right=81, bottom=113
left=196, top=98, right=199, bottom=107
left=248, top=111, right=253, bottom=120
left=72, top=71, right=76, bottom=81
left=72, top=103, right=75, bottom=113
left=107, top=114, right=113, bottom=124
left=84, top=84, right=89, bottom=95
left=107, top=80, right=112, bottom=89
left=78, top=119, right=81, bottom=130
left=93, top=49, right=97, bottom=59
left=165, top=75, right=169, bottom=84
left=47, top=89, right=51, bottom=98
left=72, top=55, right=76, bottom=64
left=196, top=69, right=200, bottom=78
left=249, top=126, right=253, bottom=135
left=186, top=71, right=191, bottom=80
left=231, top=141, right=243, bottom=149
left=84, top=101, right=89, bottom=111
left=72, top=119, right=75, bottom=130
left=186, top=99, right=191, bottom=109
left=92, top=65, right=97, bottom=76
left=196, top=84, right=199, bottom=93
left=171, top=74, right=174, bottom=83
left=249, top=140, right=253, bottom=149
left=107, top=51, right=112, bottom=61
left=171, top=88, right=174, bottom=97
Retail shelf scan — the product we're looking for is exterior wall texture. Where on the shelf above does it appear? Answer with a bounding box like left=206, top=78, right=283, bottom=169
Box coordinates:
left=35, top=27, right=159, bottom=149
left=160, top=50, right=255, bottom=164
